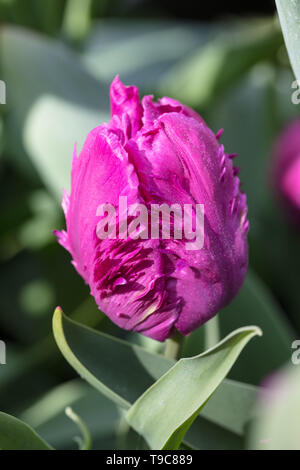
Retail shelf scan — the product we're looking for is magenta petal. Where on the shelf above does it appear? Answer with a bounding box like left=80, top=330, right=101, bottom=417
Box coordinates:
left=272, top=119, right=300, bottom=226
left=110, top=75, right=143, bottom=139
left=62, top=125, right=140, bottom=282
left=282, top=156, right=300, bottom=208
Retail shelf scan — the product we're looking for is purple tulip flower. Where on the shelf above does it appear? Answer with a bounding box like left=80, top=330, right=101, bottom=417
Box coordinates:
left=55, top=77, right=248, bottom=341
left=272, top=119, right=300, bottom=227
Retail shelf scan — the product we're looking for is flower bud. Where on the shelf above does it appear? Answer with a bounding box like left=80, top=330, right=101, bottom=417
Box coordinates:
left=55, top=76, right=248, bottom=341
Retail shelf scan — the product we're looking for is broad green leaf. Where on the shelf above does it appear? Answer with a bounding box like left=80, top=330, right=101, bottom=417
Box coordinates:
left=248, top=366, right=300, bottom=450
left=159, top=19, right=282, bottom=109
left=199, top=378, right=257, bottom=436
left=23, top=96, right=105, bottom=200
left=206, top=66, right=276, bottom=223
left=52, top=308, right=258, bottom=438
left=126, top=326, right=261, bottom=450
left=82, top=20, right=213, bottom=93
left=276, top=0, right=300, bottom=80
left=0, top=26, right=107, bottom=117
left=255, top=204, right=300, bottom=332
left=20, top=378, right=249, bottom=450
left=53, top=307, right=173, bottom=409
left=0, top=412, right=53, bottom=450
left=0, top=26, right=108, bottom=193
left=185, top=415, right=243, bottom=450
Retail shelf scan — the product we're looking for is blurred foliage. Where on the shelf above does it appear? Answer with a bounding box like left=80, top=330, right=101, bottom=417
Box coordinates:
left=0, top=0, right=299, bottom=450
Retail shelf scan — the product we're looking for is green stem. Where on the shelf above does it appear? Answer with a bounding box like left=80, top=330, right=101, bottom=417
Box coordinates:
left=65, top=407, right=92, bottom=450
left=204, top=315, right=220, bottom=350
left=164, top=330, right=184, bottom=361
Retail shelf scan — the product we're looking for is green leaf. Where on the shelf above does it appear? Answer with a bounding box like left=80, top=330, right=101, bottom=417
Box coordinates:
left=199, top=378, right=258, bottom=436
left=23, top=96, right=105, bottom=200
left=159, top=19, right=282, bottom=109
left=206, top=67, right=276, bottom=223
left=0, top=412, right=53, bottom=450
left=83, top=20, right=213, bottom=93
left=52, top=308, right=259, bottom=441
left=185, top=415, right=244, bottom=450
left=254, top=204, right=300, bottom=332
left=0, top=26, right=108, bottom=194
left=52, top=307, right=173, bottom=409
left=21, top=379, right=245, bottom=450
left=126, top=326, right=262, bottom=450
left=275, top=0, right=300, bottom=80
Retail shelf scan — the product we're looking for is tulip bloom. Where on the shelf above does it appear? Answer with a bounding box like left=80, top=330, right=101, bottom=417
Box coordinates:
left=272, top=119, right=300, bottom=226
left=55, top=77, right=248, bottom=341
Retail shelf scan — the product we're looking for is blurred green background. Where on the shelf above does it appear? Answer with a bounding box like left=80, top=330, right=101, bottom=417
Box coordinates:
left=0, top=0, right=299, bottom=450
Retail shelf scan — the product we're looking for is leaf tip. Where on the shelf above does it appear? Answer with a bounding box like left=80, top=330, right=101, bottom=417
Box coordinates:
left=52, top=306, right=64, bottom=343
left=53, top=306, right=63, bottom=323
left=252, top=325, right=263, bottom=337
